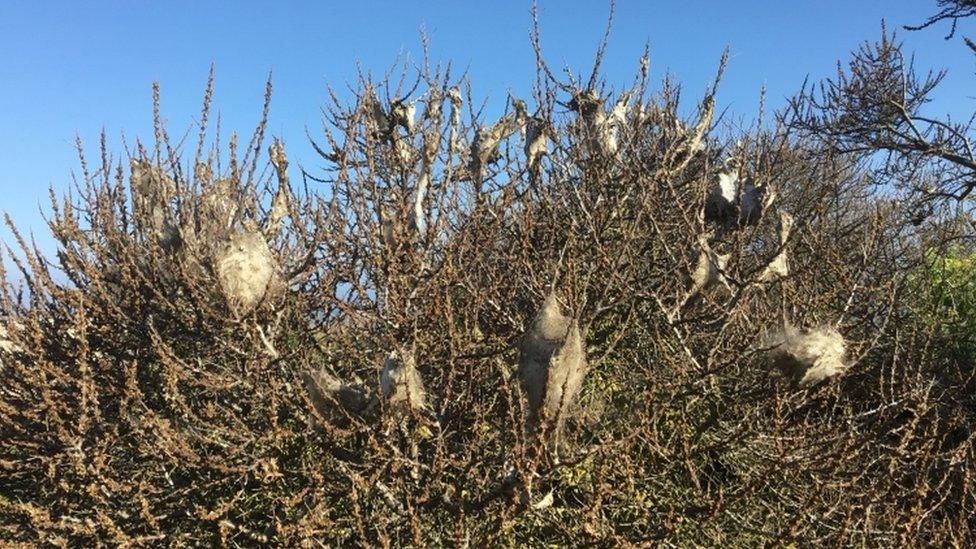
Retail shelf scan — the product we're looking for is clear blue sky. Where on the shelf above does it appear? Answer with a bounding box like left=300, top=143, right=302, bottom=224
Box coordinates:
left=1, top=1, right=974, bottom=262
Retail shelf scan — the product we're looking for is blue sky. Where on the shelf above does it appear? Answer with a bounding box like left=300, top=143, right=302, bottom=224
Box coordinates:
left=1, top=1, right=975, bottom=261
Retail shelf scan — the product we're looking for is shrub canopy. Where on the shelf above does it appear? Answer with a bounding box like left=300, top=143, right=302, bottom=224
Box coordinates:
left=1, top=11, right=975, bottom=547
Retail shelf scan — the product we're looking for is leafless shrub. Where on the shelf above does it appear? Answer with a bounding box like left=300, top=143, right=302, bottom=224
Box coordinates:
left=787, top=26, right=976, bottom=216
left=906, top=0, right=976, bottom=47
left=0, top=11, right=973, bottom=546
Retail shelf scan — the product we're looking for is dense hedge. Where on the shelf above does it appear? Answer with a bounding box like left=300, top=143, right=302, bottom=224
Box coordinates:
left=1, top=26, right=974, bottom=547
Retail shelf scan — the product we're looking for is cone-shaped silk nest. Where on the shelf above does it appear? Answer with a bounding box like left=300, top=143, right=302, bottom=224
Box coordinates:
left=215, top=228, right=279, bottom=316
left=609, top=91, right=632, bottom=127
left=389, top=100, right=416, bottom=133
left=0, top=321, right=19, bottom=355
left=199, top=178, right=241, bottom=241
left=764, top=325, right=848, bottom=387
left=448, top=87, right=464, bottom=154
left=130, top=159, right=177, bottom=199
left=130, top=160, right=180, bottom=249
left=570, top=89, right=618, bottom=156
left=304, top=368, right=373, bottom=418
left=689, top=236, right=730, bottom=291
left=392, top=133, right=413, bottom=165
left=365, top=90, right=390, bottom=136
left=760, top=212, right=794, bottom=282
left=265, top=183, right=290, bottom=237
left=738, top=180, right=776, bottom=226
left=519, top=294, right=587, bottom=430
left=524, top=117, right=549, bottom=172
left=380, top=349, right=427, bottom=413
left=468, top=115, right=519, bottom=181
left=265, top=140, right=291, bottom=238
left=704, top=171, right=738, bottom=225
